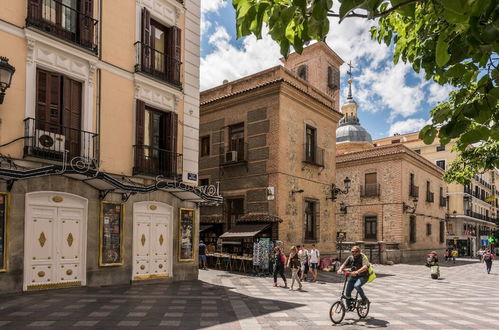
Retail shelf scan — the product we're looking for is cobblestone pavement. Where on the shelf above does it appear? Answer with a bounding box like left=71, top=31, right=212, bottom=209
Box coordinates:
left=0, top=258, right=497, bottom=329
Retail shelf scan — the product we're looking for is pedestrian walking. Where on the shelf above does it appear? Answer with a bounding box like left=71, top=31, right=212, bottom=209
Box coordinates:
left=444, top=249, right=450, bottom=262
left=299, top=245, right=310, bottom=281
left=286, top=246, right=302, bottom=291
left=477, top=248, right=484, bottom=260
left=309, top=244, right=320, bottom=282
left=451, top=248, right=458, bottom=263
left=199, top=240, right=207, bottom=270
left=272, top=247, right=288, bottom=288
left=481, top=249, right=495, bottom=274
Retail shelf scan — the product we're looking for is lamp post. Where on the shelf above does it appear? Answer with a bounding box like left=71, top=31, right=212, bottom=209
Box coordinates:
left=0, top=57, right=15, bottom=104
left=403, top=198, right=419, bottom=214
left=327, top=177, right=351, bottom=200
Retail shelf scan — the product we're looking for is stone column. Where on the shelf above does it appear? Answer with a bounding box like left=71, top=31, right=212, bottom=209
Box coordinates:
left=378, top=241, right=387, bottom=264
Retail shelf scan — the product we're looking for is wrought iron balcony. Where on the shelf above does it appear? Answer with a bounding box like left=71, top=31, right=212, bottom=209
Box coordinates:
left=133, top=145, right=182, bottom=180
left=302, top=144, right=325, bottom=167
left=409, top=184, right=419, bottom=198
left=23, top=117, right=98, bottom=164
left=361, top=184, right=380, bottom=197
left=219, top=143, right=248, bottom=166
left=134, top=41, right=181, bottom=87
left=426, top=191, right=434, bottom=203
left=26, top=0, right=98, bottom=53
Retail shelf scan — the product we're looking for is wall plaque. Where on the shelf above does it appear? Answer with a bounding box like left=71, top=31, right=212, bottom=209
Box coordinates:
left=178, top=208, right=195, bottom=261
left=99, top=201, right=125, bottom=266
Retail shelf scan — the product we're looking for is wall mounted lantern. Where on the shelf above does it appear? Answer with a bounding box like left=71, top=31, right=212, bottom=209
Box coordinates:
left=0, top=57, right=15, bottom=104
left=339, top=202, right=348, bottom=214
left=327, top=176, right=351, bottom=200
left=403, top=197, right=418, bottom=214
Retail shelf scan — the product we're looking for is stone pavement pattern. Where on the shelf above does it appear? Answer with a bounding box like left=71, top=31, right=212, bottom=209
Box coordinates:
left=0, top=259, right=497, bottom=329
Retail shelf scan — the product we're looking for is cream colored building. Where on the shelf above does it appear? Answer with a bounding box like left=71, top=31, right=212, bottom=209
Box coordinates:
left=0, top=0, right=219, bottom=294
left=334, top=80, right=446, bottom=263
left=199, top=42, right=344, bottom=254
left=375, top=133, right=498, bottom=256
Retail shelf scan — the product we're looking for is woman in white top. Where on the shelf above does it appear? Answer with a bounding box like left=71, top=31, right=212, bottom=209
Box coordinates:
left=309, top=244, right=320, bottom=282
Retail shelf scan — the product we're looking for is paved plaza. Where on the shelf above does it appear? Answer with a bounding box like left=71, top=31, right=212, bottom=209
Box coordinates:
left=0, top=259, right=497, bottom=329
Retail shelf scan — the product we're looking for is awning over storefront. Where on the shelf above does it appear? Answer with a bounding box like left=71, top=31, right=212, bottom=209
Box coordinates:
left=219, top=223, right=271, bottom=239
left=199, top=225, right=214, bottom=232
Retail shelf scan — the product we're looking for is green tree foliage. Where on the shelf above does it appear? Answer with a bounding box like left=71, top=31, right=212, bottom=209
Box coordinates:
left=233, top=0, right=499, bottom=184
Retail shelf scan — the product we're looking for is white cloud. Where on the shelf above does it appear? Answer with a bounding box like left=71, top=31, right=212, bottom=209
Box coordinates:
left=201, top=0, right=227, bottom=34
left=427, top=83, right=453, bottom=104
left=200, top=26, right=282, bottom=90
left=388, top=118, right=430, bottom=136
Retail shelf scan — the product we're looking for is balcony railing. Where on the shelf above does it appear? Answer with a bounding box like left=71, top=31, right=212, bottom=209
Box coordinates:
left=134, top=41, right=181, bottom=87
left=439, top=196, right=446, bottom=207
left=219, top=143, right=248, bottom=166
left=133, top=145, right=182, bottom=180
left=26, top=0, right=98, bottom=53
left=302, top=144, right=325, bottom=167
left=426, top=191, right=434, bottom=203
left=409, top=185, right=419, bottom=198
left=361, top=184, right=380, bottom=197
left=24, top=117, right=98, bottom=164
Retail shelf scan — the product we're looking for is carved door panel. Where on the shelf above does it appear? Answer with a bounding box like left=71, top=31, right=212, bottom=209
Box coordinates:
left=133, top=215, right=151, bottom=279
left=151, top=215, right=168, bottom=276
left=26, top=206, right=57, bottom=288
left=57, top=207, right=83, bottom=284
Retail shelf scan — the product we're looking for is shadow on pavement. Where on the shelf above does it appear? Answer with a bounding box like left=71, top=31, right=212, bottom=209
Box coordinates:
left=0, top=279, right=305, bottom=329
left=336, top=316, right=390, bottom=327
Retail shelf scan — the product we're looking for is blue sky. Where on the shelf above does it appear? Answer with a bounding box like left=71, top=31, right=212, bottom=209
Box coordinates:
left=200, top=1, right=452, bottom=140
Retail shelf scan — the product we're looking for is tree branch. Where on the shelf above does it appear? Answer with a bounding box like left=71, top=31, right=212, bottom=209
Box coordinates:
left=327, top=0, right=423, bottom=19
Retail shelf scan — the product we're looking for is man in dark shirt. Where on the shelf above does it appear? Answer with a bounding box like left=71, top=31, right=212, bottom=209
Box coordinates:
left=199, top=240, right=207, bottom=270
left=337, top=246, right=370, bottom=305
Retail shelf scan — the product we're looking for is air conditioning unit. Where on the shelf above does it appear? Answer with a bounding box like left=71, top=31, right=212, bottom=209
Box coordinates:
left=34, top=129, right=66, bottom=153
left=225, top=150, right=238, bottom=162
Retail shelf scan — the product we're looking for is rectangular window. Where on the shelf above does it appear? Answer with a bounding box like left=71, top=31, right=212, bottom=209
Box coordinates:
left=436, top=145, right=445, bottom=152
left=426, top=223, right=432, bottom=236
left=227, top=198, right=244, bottom=228
left=363, top=172, right=379, bottom=197
left=364, top=216, right=377, bottom=240
left=409, top=216, right=416, bottom=243
left=199, top=178, right=209, bottom=186
left=99, top=201, right=124, bottom=266
left=391, top=139, right=400, bottom=144
left=440, top=221, right=445, bottom=243
left=327, top=66, right=339, bottom=89
left=304, top=200, right=317, bottom=241
left=436, top=160, right=445, bottom=170
left=305, top=125, right=317, bottom=163
left=0, top=193, right=7, bottom=271
left=229, top=123, right=244, bottom=161
left=200, top=135, right=210, bottom=157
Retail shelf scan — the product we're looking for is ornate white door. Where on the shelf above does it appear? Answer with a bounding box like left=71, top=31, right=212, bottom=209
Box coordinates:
left=133, top=202, right=172, bottom=280
left=24, top=192, right=87, bottom=291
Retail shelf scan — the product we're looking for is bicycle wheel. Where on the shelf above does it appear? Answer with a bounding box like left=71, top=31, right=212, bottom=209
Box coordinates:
left=357, top=300, right=370, bottom=319
left=329, top=301, right=346, bottom=324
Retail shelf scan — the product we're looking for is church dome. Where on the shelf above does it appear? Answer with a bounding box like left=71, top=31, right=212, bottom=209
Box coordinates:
left=336, top=122, right=372, bottom=143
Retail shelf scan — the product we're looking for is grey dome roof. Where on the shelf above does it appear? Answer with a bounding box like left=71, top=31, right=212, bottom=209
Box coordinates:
left=336, top=122, right=373, bottom=144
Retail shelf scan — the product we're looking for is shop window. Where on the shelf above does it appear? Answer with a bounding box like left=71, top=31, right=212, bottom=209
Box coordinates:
left=436, top=145, right=445, bottom=152
left=304, top=200, right=318, bottom=241
left=439, top=221, right=445, bottom=243
left=436, top=160, right=445, bottom=170
left=426, top=223, right=432, bottom=236
left=0, top=193, right=7, bottom=271
left=409, top=215, right=416, bottom=243
left=200, top=135, right=210, bottom=157
left=364, top=215, right=377, bottom=240
left=227, top=198, right=244, bottom=228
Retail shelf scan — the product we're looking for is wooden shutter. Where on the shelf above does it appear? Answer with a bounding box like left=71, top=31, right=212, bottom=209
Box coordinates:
left=28, top=0, right=43, bottom=23
left=79, top=0, right=94, bottom=48
left=163, top=111, right=178, bottom=176
left=365, top=173, right=377, bottom=185
left=36, top=69, right=62, bottom=133
left=62, top=77, right=82, bottom=158
left=168, top=26, right=181, bottom=84
left=135, top=100, right=146, bottom=170
left=141, top=8, right=152, bottom=69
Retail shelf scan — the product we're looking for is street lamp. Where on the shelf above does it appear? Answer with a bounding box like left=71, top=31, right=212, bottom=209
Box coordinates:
left=403, top=197, right=418, bottom=214
left=327, top=176, right=351, bottom=200
left=0, top=57, right=15, bottom=104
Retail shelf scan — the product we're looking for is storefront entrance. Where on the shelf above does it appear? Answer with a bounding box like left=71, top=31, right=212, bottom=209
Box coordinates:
left=24, top=192, right=87, bottom=291
left=132, top=202, right=172, bottom=280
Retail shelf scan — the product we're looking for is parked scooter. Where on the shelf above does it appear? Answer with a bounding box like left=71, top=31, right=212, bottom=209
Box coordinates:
left=425, top=251, right=440, bottom=279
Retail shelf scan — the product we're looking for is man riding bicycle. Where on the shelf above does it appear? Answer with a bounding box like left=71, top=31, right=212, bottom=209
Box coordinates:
left=337, top=246, right=370, bottom=306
